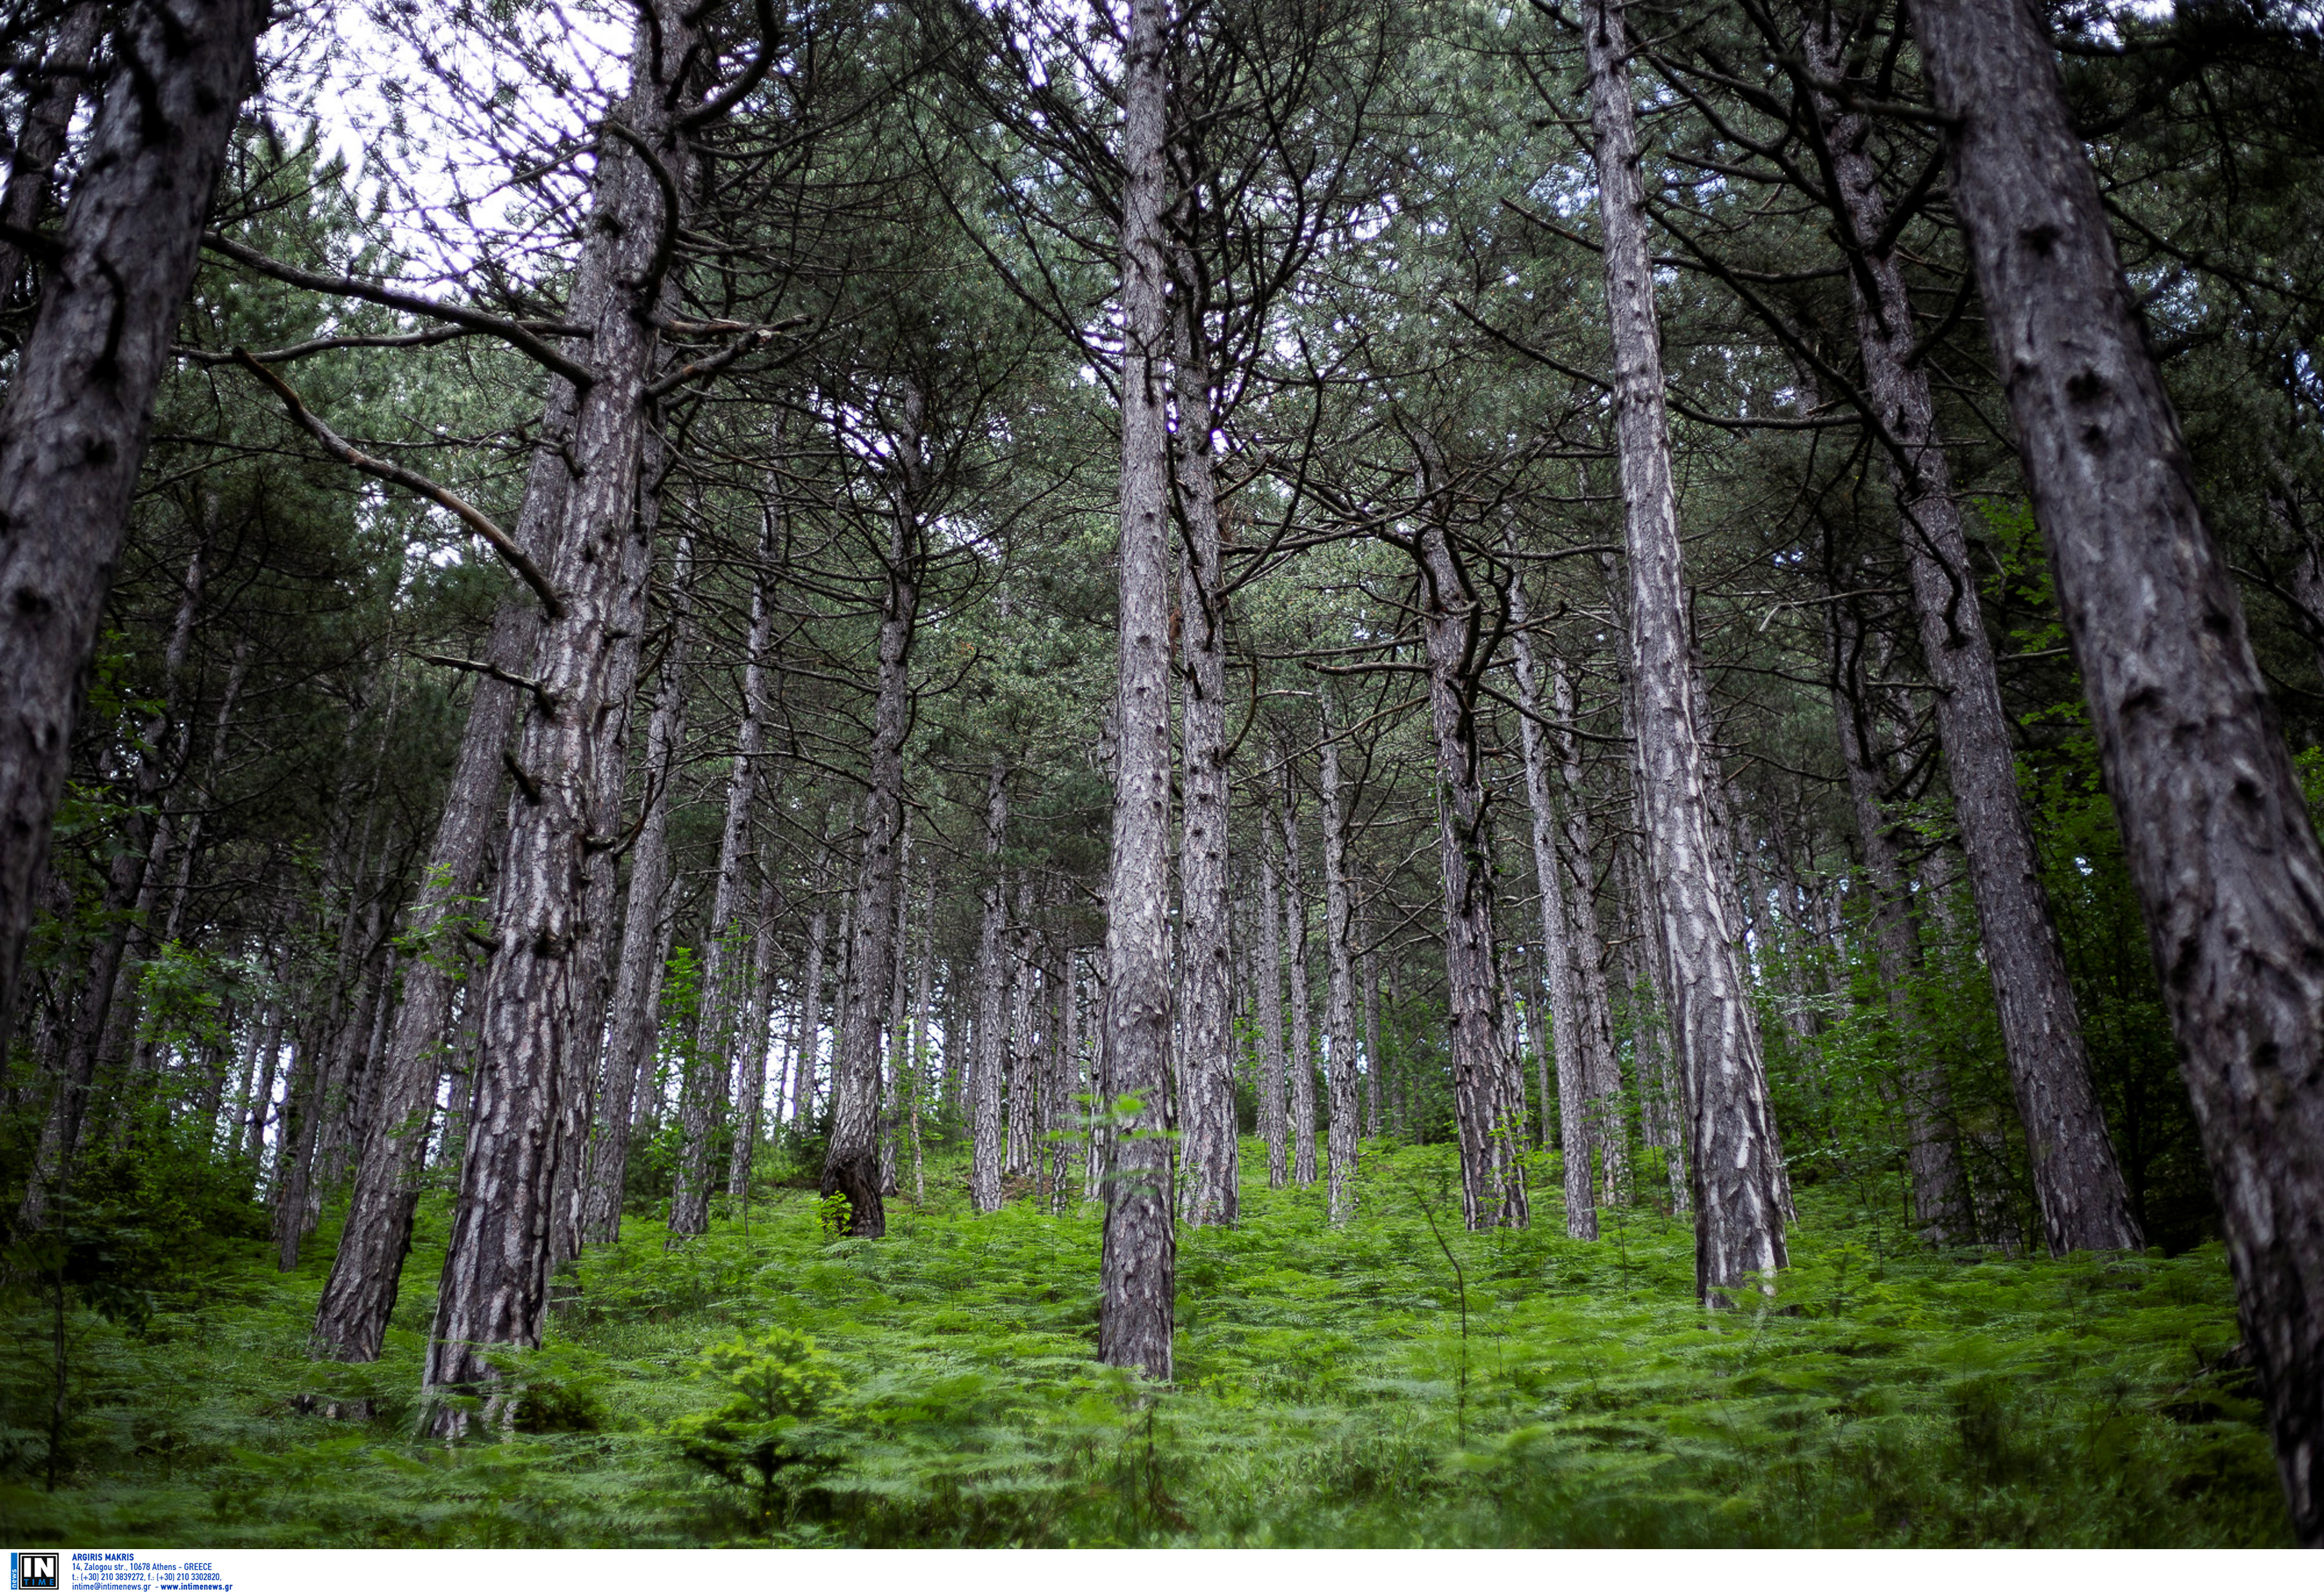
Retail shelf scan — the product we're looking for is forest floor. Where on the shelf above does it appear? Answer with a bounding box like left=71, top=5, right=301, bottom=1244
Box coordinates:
left=0, top=1140, right=2291, bottom=1547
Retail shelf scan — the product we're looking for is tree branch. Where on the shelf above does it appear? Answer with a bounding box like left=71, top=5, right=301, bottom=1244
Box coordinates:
left=203, top=232, right=595, bottom=389
left=232, top=350, right=566, bottom=619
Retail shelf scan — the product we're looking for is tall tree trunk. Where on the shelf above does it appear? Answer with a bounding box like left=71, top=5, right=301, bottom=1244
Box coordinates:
left=1585, top=0, right=1782, bottom=1295
left=1173, top=288, right=1237, bottom=1229
left=1512, top=605, right=1600, bottom=1239
left=1361, top=906, right=1383, bottom=1140
left=0, top=0, right=265, bottom=1049
left=1318, top=710, right=1361, bottom=1225
left=1911, top=0, right=2324, bottom=1540
left=1006, top=872, right=1041, bottom=1180
left=1097, top=0, right=1176, bottom=1381
left=551, top=424, right=672, bottom=1274
left=786, top=847, right=833, bottom=1128
left=423, top=3, right=697, bottom=1430
left=972, top=757, right=1010, bottom=1213
left=675, top=552, right=779, bottom=1233
left=593, top=533, right=694, bottom=1244
left=1257, top=840, right=1289, bottom=1188
left=728, top=863, right=786, bottom=1200
left=819, top=392, right=926, bottom=1240
left=1278, top=782, right=1318, bottom=1188
left=1551, top=659, right=1630, bottom=1208
left=1412, top=510, right=1528, bottom=1230
left=1802, top=14, right=2138, bottom=1256
left=312, top=585, right=534, bottom=1358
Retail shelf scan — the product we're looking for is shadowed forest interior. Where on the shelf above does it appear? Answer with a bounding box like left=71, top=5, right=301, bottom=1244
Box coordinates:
left=0, top=0, right=2319, bottom=1550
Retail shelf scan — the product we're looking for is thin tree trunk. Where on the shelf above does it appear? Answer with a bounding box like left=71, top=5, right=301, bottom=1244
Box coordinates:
left=1412, top=509, right=1528, bottom=1230
left=819, top=391, right=926, bottom=1239
left=1552, top=659, right=1630, bottom=1207
left=0, top=0, right=264, bottom=1049
left=312, top=582, right=533, bottom=1358
left=591, top=534, right=694, bottom=1245
left=424, top=3, right=697, bottom=1429
left=1802, top=14, right=2137, bottom=1256
left=1097, top=0, right=1177, bottom=1381
left=1257, top=841, right=1289, bottom=1188
left=1318, top=710, right=1361, bottom=1225
left=1513, top=606, right=1600, bottom=1240
left=1585, top=0, right=1780, bottom=1294
left=972, top=757, right=1010, bottom=1213
left=1279, top=782, right=1318, bottom=1188
left=1007, top=872, right=1044, bottom=1181
left=1361, top=907, right=1383, bottom=1140
left=787, top=853, right=832, bottom=1129
left=728, top=863, right=785, bottom=1200
left=1172, top=287, right=1237, bottom=1230
left=1911, top=0, right=2324, bottom=1539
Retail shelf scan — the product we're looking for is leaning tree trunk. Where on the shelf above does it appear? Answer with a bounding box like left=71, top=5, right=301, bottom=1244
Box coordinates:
left=1097, top=0, right=1176, bottom=1382
left=423, top=1, right=698, bottom=1432
left=1413, top=511, right=1528, bottom=1230
left=1318, top=710, right=1362, bottom=1226
left=0, top=0, right=265, bottom=1051
left=1910, top=0, right=2324, bottom=1543
left=1585, top=0, right=1783, bottom=1297
left=1801, top=14, right=2138, bottom=1256
left=1511, top=603, right=1600, bottom=1240
left=1174, top=292, right=1238, bottom=1229
left=311, top=416, right=570, bottom=1358
left=819, top=396, right=925, bottom=1240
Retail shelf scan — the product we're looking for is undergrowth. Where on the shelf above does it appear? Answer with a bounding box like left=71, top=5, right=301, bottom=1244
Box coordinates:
left=0, top=1141, right=2288, bottom=1547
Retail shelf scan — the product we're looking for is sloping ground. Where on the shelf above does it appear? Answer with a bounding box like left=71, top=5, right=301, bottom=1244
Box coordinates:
left=0, top=1142, right=2287, bottom=1546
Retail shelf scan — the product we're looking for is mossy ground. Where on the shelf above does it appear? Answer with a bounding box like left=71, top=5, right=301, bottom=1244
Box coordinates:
left=0, top=1140, right=2288, bottom=1546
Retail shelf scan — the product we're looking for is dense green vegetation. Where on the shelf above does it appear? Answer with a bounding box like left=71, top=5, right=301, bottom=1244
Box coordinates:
left=0, top=1139, right=2286, bottom=1547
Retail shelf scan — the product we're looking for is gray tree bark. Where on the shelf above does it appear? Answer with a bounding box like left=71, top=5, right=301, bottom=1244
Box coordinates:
left=1552, top=657, right=1630, bottom=1207
left=589, top=530, right=693, bottom=1244
left=1412, top=508, right=1527, bottom=1230
left=1585, top=0, right=1783, bottom=1296
left=1257, top=841, right=1289, bottom=1188
left=1097, top=0, right=1177, bottom=1381
left=1318, top=710, right=1361, bottom=1225
left=312, top=441, right=566, bottom=1359
left=1910, top=0, right=2324, bottom=1541
left=0, top=0, right=265, bottom=1051
left=423, top=1, right=698, bottom=1430
left=971, top=756, right=1010, bottom=1213
left=1278, top=777, right=1318, bottom=1188
left=677, top=530, right=782, bottom=1233
left=1512, top=601, right=1600, bottom=1240
left=1802, top=13, right=2138, bottom=1256
left=1173, top=291, right=1237, bottom=1228
left=820, top=390, right=926, bottom=1239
